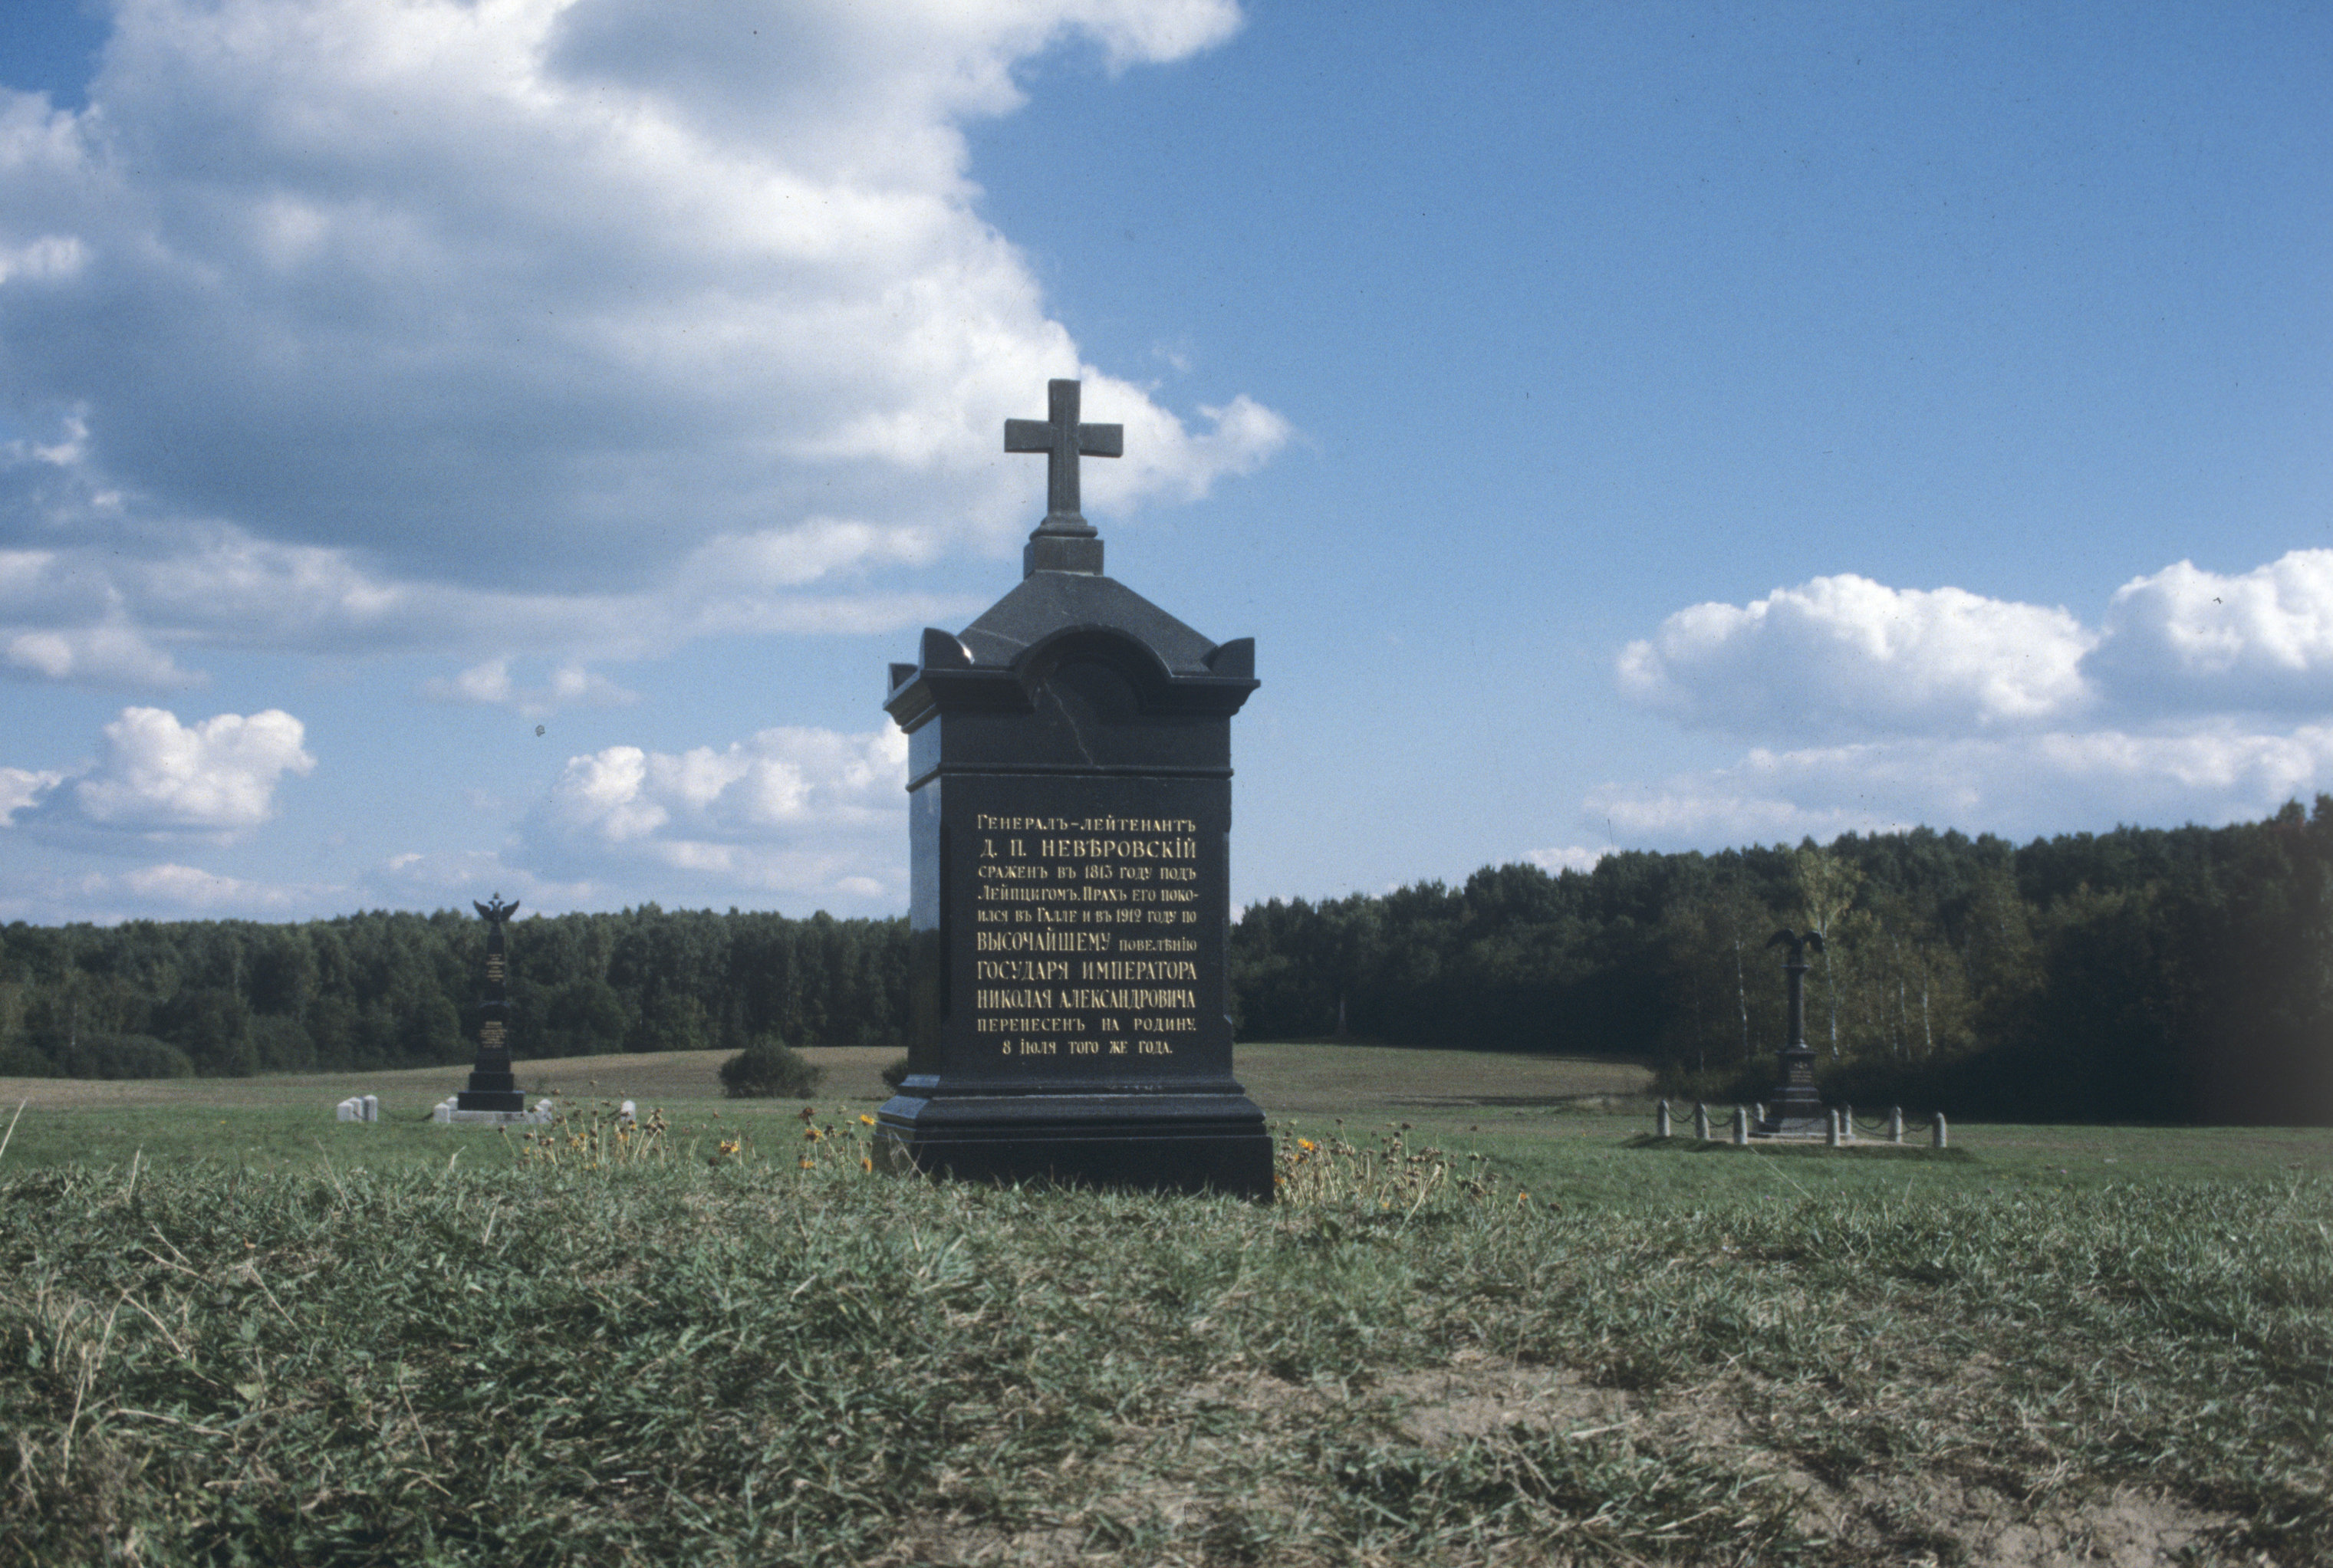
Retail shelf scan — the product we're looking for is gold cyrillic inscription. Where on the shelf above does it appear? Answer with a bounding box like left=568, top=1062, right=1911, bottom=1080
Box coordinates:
left=967, top=807, right=1209, bottom=1064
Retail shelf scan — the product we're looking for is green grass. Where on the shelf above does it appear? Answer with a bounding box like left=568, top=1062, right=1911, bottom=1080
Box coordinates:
left=2, top=1048, right=2329, bottom=1565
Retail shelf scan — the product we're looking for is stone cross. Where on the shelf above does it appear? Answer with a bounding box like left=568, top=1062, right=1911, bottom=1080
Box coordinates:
left=1005, top=379, right=1121, bottom=533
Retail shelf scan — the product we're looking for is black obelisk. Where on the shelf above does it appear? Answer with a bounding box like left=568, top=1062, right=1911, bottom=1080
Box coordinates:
left=874, top=380, right=1272, bottom=1198
left=458, top=895, right=526, bottom=1113
left=1757, top=929, right=1828, bottom=1136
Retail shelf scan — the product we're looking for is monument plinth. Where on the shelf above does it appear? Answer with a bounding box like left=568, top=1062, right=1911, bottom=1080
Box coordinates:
left=874, top=379, right=1272, bottom=1198
left=457, top=896, right=526, bottom=1113
left=1756, top=928, right=1831, bottom=1138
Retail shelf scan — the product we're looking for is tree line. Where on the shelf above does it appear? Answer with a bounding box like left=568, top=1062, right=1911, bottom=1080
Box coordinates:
left=0, top=905, right=908, bottom=1082
left=3, top=802, right=2329, bottom=1123
left=1231, top=799, right=2333, bottom=1125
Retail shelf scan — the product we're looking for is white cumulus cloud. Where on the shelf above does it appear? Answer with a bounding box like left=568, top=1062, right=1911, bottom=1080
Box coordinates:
left=50, top=707, right=317, bottom=835
left=0, top=0, right=1280, bottom=687
left=1617, top=574, right=2095, bottom=739
left=520, top=723, right=909, bottom=909
left=1525, top=845, right=1608, bottom=875
left=1589, top=723, right=2333, bottom=849
left=116, top=863, right=301, bottom=911
left=422, top=658, right=639, bottom=717
left=0, top=765, right=65, bottom=824
left=1604, top=549, right=2333, bottom=847
left=2089, top=551, right=2333, bottom=713
left=5, top=619, right=199, bottom=689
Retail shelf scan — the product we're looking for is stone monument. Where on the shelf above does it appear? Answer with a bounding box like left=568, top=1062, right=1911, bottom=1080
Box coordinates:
left=1756, top=928, right=1830, bottom=1137
left=458, top=895, right=527, bottom=1115
left=874, top=379, right=1272, bottom=1198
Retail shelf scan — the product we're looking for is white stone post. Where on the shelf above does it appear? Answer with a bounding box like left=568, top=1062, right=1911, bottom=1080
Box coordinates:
left=1656, top=1099, right=1671, bottom=1138
left=1825, top=1108, right=1841, bottom=1146
left=1932, top=1113, right=1949, bottom=1149
left=1888, top=1106, right=1904, bottom=1144
left=1731, top=1106, right=1749, bottom=1145
left=361, top=1094, right=379, bottom=1123
left=1693, top=1102, right=1710, bottom=1141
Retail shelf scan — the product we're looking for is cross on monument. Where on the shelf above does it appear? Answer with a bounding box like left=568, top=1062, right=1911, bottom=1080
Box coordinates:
left=1006, top=379, right=1122, bottom=536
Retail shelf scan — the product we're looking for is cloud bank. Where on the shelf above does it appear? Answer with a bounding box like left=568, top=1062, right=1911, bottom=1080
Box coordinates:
left=0, top=0, right=1284, bottom=689
left=1610, top=550, right=2333, bottom=843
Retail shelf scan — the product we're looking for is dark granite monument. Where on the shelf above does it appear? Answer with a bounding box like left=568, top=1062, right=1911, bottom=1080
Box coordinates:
left=458, top=895, right=525, bottom=1113
left=1756, top=928, right=1829, bottom=1138
left=873, top=379, right=1272, bottom=1198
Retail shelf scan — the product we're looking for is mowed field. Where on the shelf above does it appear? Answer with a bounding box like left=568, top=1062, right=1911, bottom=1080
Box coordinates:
left=5, top=1046, right=2330, bottom=1566
left=0, top=1041, right=1652, bottom=1116
left=2, top=1041, right=2325, bottom=1195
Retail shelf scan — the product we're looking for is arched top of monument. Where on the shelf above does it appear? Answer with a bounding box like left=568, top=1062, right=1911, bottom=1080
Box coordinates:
left=883, top=570, right=1255, bottom=732
left=960, top=571, right=1218, bottom=676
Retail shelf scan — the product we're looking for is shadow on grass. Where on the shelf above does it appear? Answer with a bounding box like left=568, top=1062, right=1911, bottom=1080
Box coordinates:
left=1621, top=1133, right=1977, bottom=1162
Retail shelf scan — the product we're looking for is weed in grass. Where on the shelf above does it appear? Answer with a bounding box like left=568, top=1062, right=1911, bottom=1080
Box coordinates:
left=1272, top=1120, right=1513, bottom=1220
left=510, top=1098, right=673, bottom=1168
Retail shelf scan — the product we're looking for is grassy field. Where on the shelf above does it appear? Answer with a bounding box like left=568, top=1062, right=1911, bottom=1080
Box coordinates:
left=2, top=1046, right=2328, bottom=1565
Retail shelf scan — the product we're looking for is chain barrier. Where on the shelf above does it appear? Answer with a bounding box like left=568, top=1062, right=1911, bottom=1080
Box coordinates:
left=1651, top=1100, right=1950, bottom=1148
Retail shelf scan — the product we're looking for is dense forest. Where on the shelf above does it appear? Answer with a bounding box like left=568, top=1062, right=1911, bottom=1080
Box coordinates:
left=1235, top=800, right=2333, bottom=1125
left=0, top=906, right=908, bottom=1083
left=4, top=802, right=2331, bottom=1123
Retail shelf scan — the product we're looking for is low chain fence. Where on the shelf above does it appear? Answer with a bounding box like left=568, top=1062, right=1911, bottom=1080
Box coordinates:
left=1652, top=1099, right=1949, bottom=1149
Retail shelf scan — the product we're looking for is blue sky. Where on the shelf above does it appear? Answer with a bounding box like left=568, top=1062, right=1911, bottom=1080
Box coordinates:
left=2, top=0, right=2328, bottom=925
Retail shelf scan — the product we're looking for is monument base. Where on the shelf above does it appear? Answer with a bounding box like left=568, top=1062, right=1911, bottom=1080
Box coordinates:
left=434, top=1096, right=553, bottom=1126
left=459, top=1066, right=524, bottom=1113
left=875, top=1091, right=1273, bottom=1200
left=1757, top=1037, right=1828, bottom=1139
left=1752, top=1118, right=1834, bottom=1140
left=1756, top=1088, right=1833, bottom=1140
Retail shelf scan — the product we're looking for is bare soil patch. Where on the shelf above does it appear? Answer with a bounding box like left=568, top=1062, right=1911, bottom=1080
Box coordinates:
left=1159, top=1355, right=2239, bottom=1566
left=1378, top=1354, right=1627, bottom=1447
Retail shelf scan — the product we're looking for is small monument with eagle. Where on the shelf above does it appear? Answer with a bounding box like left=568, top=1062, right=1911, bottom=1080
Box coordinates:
left=434, top=894, right=552, bottom=1125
